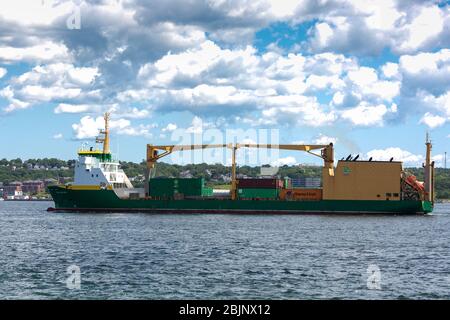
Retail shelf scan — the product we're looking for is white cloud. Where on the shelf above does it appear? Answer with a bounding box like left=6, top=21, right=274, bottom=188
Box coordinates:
left=72, top=116, right=105, bottom=140
left=117, top=124, right=153, bottom=137
left=72, top=115, right=153, bottom=139
left=132, top=41, right=363, bottom=127
left=381, top=62, right=399, bottom=79
left=54, top=103, right=101, bottom=114
left=0, top=0, right=74, bottom=26
left=0, top=42, right=70, bottom=63
left=67, top=67, right=99, bottom=86
left=271, top=156, right=297, bottom=167
left=366, top=147, right=423, bottom=165
left=53, top=133, right=63, bottom=139
left=346, top=66, right=400, bottom=102
left=307, top=2, right=449, bottom=55
left=0, top=67, right=6, bottom=78
left=2, top=63, right=100, bottom=112
left=186, top=116, right=207, bottom=134
left=398, top=6, right=445, bottom=53
left=347, top=67, right=378, bottom=86
left=126, top=108, right=150, bottom=119
left=314, top=134, right=337, bottom=145
left=341, top=103, right=393, bottom=126
left=162, top=123, right=178, bottom=132
left=399, top=49, right=450, bottom=75
left=312, top=22, right=334, bottom=48
left=419, top=112, right=447, bottom=129
left=399, top=49, right=450, bottom=101
left=0, top=0, right=448, bottom=133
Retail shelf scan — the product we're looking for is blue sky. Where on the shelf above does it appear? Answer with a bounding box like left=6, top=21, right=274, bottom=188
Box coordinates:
left=0, top=0, right=449, bottom=167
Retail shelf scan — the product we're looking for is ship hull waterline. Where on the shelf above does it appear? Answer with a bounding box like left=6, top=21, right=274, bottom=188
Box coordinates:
left=47, top=186, right=433, bottom=215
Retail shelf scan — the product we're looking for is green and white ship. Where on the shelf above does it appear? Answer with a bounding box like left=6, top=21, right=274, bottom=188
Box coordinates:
left=48, top=113, right=434, bottom=214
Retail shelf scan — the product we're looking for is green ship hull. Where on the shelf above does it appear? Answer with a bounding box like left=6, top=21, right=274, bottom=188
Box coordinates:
left=47, top=186, right=433, bottom=214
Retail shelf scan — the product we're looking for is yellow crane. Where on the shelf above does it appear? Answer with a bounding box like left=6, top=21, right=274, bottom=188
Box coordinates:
left=145, top=144, right=231, bottom=196
left=145, top=142, right=334, bottom=200
left=233, top=143, right=334, bottom=199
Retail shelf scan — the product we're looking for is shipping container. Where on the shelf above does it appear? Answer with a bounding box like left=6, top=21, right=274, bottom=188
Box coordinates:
left=291, top=177, right=321, bottom=188
left=178, top=178, right=205, bottom=190
left=201, top=187, right=213, bottom=196
left=149, top=178, right=176, bottom=197
left=280, top=188, right=322, bottom=201
left=237, top=178, right=283, bottom=189
left=284, top=177, right=292, bottom=189
left=149, top=178, right=208, bottom=198
left=237, top=188, right=279, bottom=199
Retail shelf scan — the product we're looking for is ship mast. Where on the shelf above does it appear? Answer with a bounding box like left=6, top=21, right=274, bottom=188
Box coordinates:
left=96, top=112, right=110, bottom=154
left=424, top=132, right=434, bottom=203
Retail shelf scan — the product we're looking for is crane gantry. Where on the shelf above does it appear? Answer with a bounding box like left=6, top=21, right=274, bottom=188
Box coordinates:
left=145, top=143, right=334, bottom=200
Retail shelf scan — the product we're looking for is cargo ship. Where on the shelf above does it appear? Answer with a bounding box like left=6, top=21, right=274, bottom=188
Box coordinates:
left=48, top=113, right=435, bottom=214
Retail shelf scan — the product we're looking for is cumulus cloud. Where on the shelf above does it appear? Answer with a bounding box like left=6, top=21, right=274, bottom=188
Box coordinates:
left=0, top=0, right=449, bottom=133
left=340, top=103, right=397, bottom=126
left=0, top=42, right=70, bottom=63
left=381, top=62, right=400, bottom=79
left=0, top=67, right=6, bottom=78
left=366, top=147, right=423, bottom=165
left=314, top=134, right=338, bottom=145
left=271, top=156, right=297, bottom=167
left=398, top=49, right=450, bottom=124
left=128, top=41, right=381, bottom=126
left=54, top=103, right=100, bottom=114
left=162, top=123, right=178, bottom=132
left=307, top=1, right=449, bottom=55
left=53, top=133, right=63, bottom=139
left=1, top=63, right=99, bottom=112
left=399, top=49, right=450, bottom=96
left=72, top=115, right=154, bottom=139
left=419, top=112, right=447, bottom=128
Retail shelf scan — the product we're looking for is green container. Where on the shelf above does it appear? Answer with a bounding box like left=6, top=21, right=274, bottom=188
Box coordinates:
left=149, top=178, right=207, bottom=198
left=237, top=188, right=279, bottom=199
left=149, top=178, right=176, bottom=197
left=202, top=187, right=213, bottom=196
left=178, top=178, right=204, bottom=190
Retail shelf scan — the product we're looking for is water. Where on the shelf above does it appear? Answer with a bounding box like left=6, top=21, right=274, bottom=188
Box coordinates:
left=0, top=201, right=450, bottom=299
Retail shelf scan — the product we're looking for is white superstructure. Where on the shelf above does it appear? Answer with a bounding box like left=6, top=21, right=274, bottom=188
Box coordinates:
left=73, top=149, right=133, bottom=188
left=71, top=112, right=133, bottom=189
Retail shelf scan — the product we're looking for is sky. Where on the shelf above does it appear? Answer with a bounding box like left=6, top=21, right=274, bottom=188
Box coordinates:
left=0, top=0, right=449, bottom=167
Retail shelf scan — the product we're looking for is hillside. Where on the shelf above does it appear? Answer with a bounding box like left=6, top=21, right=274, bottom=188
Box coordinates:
left=1, top=158, right=449, bottom=199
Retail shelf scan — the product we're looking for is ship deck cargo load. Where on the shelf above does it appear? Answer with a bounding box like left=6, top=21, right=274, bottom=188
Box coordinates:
left=237, top=178, right=284, bottom=189
left=47, top=113, right=435, bottom=215
left=149, top=178, right=212, bottom=198
left=280, top=188, right=322, bottom=201
left=237, top=188, right=279, bottom=200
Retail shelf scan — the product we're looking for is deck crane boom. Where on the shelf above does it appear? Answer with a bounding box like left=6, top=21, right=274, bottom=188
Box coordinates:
left=232, top=143, right=334, bottom=199
left=145, top=142, right=334, bottom=199
left=145, top=144, right=231, bottom=197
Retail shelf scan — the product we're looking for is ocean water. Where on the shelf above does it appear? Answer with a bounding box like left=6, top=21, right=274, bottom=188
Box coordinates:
left=0, top=201, right=449, bottom=300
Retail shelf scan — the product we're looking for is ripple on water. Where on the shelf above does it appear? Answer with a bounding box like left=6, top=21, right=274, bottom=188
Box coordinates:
left=0, top=201, right=450, bottom=299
